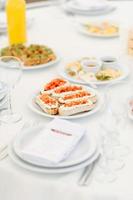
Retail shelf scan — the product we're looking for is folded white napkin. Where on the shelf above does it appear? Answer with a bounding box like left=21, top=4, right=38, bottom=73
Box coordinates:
left=21, top=119, right=86, bottom=164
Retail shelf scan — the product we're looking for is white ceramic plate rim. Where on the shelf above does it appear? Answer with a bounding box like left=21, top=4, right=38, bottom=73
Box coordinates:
left=128, top=111, right=133, bottom=120
left=59, top=65, right=129, bottom=86
left=128, top=105, right=133, bottom=120
left=8, top=142, right=100, bottom=174
left=77, top=23, right=119, bottom=38
left=27, top=88, right=104, bottom=119
left=13, top=125, right=97, bottom=168
left=63, top=3, right=116, bottom=16
left=22, top=54, right=60, bottom=70
left=66, top=1, right=111, bottom=12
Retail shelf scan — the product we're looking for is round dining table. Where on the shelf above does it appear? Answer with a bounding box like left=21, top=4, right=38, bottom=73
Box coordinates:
left=0, top=1, right=133, bottom=200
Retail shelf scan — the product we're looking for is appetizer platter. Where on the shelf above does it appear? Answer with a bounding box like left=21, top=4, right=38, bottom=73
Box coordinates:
left=0, top=44, right=59, bottom=70
left=77, top=20, right=119, bottom=38
left=28, top=78, right=103, bottom=119
left=60, top=57, right=129, bottom=86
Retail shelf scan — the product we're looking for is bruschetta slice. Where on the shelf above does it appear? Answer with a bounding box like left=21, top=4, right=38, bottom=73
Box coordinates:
left=59, top=99, right=95, bottom=116
left=36, top=94, right=59, bottom=115
left=53, top=84, right=84, bottom=98
left=41, top=78, right=69, bottom=94
left=58, top=90, right=97, bottom=104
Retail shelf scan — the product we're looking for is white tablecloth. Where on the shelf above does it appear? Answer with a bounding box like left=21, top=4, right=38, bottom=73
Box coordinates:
left=0, top=2, right=133, bottom=200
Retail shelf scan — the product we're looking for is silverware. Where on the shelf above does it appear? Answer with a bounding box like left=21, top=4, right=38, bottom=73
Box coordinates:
left=0, top=144, right=8, bottom=160
left=78, top=156, right=100, bottom=186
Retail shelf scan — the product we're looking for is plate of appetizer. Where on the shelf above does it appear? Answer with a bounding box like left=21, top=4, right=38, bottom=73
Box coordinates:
left=28, top=78, right=103, bottom=119
left=77, top=20, right=119, bottom=38
left=0, top=44, right=59, bottom=70
left=60, top=57, right=129, bottom=86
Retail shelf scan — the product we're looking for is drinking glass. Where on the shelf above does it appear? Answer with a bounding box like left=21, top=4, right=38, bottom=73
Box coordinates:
left=106, top=80, right=131, bottom=157
left=95, top=80, right=132, bottom=183
left=95, top=123, right=117, bottom=183
left=0, top=56, right=23, bottom=123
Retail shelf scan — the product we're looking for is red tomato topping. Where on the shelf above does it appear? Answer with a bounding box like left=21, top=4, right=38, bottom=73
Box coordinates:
left=63, top=91, right=91, bottom=100
left=44, top=79, right=66, bottom=91
left=55, top=85, right=82, bottom=94
left=64, top=99, right=88, bottom=107
left=40, top=94, right=57, bottom=105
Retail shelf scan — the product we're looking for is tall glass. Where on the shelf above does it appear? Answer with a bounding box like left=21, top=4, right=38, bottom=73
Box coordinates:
left=106, top=80, right=131, bottom=155
left=0, top=56, right=23, bottom=123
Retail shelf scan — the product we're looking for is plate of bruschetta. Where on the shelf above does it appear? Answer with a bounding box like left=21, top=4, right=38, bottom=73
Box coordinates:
left=28, top=78, right=103, bottom=119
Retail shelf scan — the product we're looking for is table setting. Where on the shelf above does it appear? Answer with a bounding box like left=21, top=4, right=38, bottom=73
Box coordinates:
left=0, top=0, right=133, bottom=200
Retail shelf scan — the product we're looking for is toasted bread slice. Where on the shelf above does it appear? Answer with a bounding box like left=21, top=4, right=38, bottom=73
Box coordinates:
left=41, top=78, right=69, bottom=94
left=36, top=94, right=58, bottom=115
left=59, top=99, right=95, bottom=116
left=53, top=84, right=84, bottom=98
left=58, top=90, right=97, bottom=104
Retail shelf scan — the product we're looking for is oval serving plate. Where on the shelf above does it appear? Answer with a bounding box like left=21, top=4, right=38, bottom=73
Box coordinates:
left=59, top=64, right=129, bottom=86
left=27, top=87, right=104, bottom=119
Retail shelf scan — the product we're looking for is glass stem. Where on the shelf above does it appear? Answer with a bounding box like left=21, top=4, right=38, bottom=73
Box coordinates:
left=8, top=87, right=13, bottom=115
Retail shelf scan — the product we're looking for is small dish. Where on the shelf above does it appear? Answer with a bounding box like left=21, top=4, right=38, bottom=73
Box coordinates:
left=80, top=58, right=102, bottom=73
left=101, top=56, right=119, bottom=70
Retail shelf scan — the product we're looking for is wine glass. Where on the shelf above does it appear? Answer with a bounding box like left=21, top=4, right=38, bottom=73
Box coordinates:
left=106, top=80, right=131, bottom=157
left=0, top=56, right=23, bottom=123
left=96, top=80, right=131, bottom=173
left=95, top=122, right=118, bottom=183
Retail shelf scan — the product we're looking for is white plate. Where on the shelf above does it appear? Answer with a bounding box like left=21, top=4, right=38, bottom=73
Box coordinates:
left=9, top=142, right=100, bottom=174
left=67, top=0, right=110, bottom=12
left=77, top=23, right=119, bottom=38
left=22, top=55, right=60, bottom=70
left=27, top=88, right=103, bottom=119
left=128, top=102, right=133, bottom=120
left=64, top=2, right=116, bottom=16
left=60, top=65, right=129, bottom=86
left=13, top=124, right=97, bottom=168
left=128, top=110, right=133, bottom=120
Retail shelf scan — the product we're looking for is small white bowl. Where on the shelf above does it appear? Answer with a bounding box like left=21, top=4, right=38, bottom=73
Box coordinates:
left=80, top=59, right=102, bottom=73
left=101, top=56, right=119, bottom=70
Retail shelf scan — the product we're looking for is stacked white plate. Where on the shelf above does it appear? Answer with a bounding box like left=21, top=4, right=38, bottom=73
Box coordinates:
left=63, top=0, right=116, bottom=16
left=8, top=124, right=100, bottom=174
left=0, top=81, right=8, bottom=111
